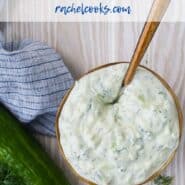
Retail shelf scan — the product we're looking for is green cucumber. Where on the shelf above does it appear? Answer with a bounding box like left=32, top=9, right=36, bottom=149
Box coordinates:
left=0, top=104, right=70, bottom=185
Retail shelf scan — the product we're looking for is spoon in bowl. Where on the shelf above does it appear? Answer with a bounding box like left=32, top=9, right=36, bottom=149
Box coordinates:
left=123, top=0, right=171, bottom=86
left=111, top=0, right=171, bottom=104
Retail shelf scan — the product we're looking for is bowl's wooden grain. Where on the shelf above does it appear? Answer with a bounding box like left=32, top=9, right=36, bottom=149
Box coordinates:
left=56, top=62, right=183, bottom=185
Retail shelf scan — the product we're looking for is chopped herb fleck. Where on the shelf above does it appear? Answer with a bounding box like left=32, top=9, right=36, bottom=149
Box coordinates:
left=0, top=163, right=25, bottom=185
left=154, top=175, right=173, bottom=185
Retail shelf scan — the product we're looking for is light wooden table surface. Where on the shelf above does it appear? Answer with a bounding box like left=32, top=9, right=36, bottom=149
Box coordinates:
left=2, top=22, right=185, bottom=185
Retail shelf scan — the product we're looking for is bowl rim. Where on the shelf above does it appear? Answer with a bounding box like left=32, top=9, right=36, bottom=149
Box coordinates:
left=55, top=62, right=183, bottom=185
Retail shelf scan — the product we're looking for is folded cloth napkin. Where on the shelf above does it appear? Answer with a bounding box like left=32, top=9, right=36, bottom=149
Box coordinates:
left=0, top=40, right=74, bottom=136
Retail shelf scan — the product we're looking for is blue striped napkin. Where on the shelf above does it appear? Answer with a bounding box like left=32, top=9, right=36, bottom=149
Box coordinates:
left=0, top=39, right=74, bottom=136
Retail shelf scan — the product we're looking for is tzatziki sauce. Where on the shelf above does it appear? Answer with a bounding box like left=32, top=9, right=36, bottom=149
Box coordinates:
left=59, top=63, right=179, bottom=185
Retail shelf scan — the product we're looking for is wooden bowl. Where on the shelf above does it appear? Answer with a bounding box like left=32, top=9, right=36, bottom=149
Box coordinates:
left=56, top=62, right=183, bottom=185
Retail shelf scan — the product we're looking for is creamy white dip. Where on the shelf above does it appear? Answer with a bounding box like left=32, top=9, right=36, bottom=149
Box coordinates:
left=59, top=64, right=179, bottom=185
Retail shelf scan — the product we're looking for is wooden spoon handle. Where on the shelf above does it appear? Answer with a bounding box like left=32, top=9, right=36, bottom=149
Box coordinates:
left=123, top=0, right=171, bottom=86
